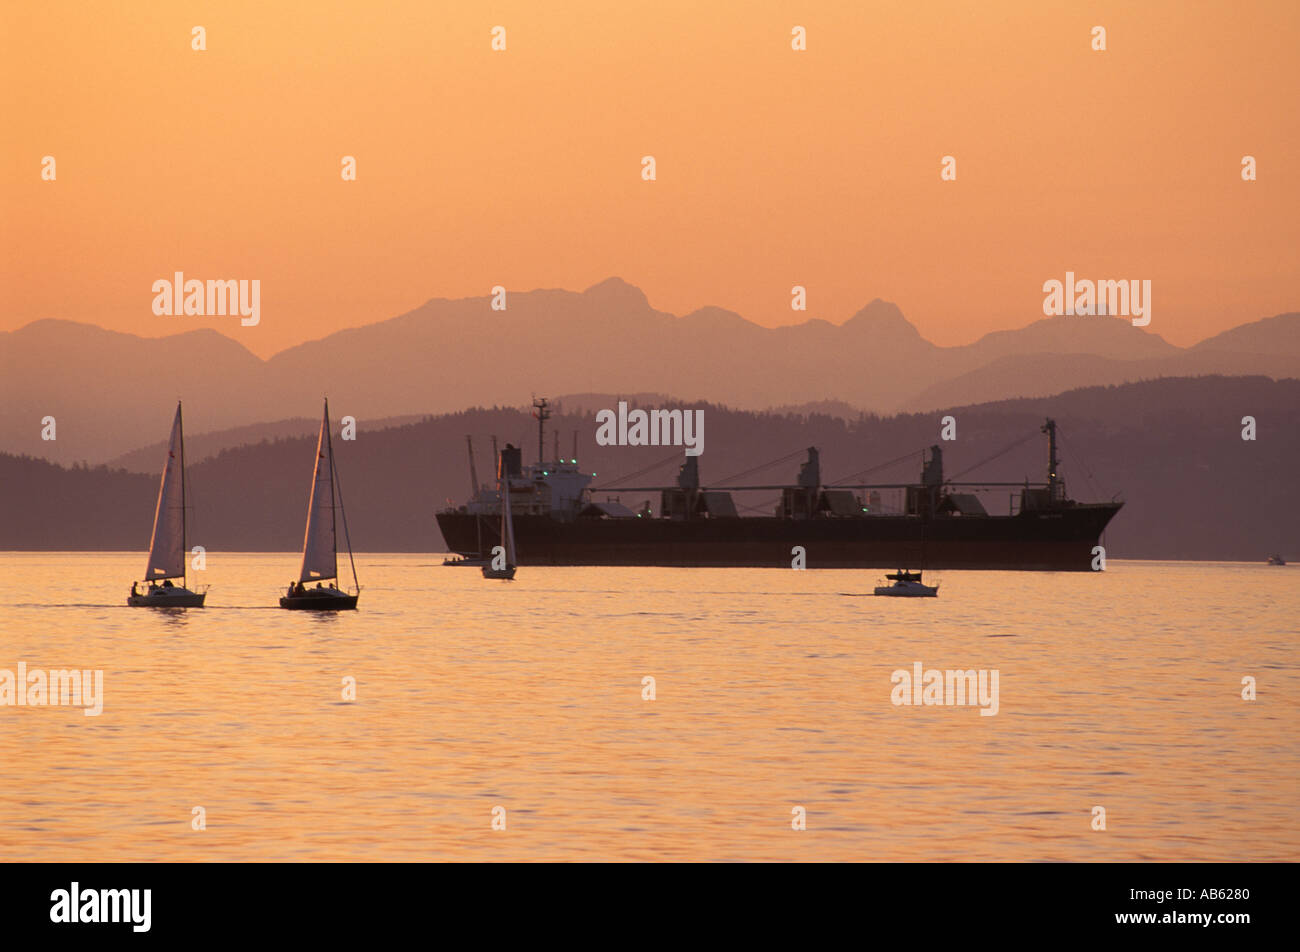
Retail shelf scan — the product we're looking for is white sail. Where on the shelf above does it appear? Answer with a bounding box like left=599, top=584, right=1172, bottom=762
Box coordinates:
left=143, top=404, right=186, bottom=580
left=298, top=405, right=338, bottom=582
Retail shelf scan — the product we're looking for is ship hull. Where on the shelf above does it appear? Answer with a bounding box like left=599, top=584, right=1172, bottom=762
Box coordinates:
left=436, top=504, right=1122, bottom=571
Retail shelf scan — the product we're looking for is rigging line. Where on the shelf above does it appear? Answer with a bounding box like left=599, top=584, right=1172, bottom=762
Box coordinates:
left=600, top=450, right=684, bottom=487
left=827, top=446, right=927, bottom=485
left=949, top=432, right=1036, bottom=481
left=1057, top=431, right=1106, bottom=500
left=712, top=448, right=809, bottom=486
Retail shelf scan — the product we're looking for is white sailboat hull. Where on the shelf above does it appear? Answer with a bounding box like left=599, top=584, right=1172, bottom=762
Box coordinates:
left=128, top=586, right=206, bottom=608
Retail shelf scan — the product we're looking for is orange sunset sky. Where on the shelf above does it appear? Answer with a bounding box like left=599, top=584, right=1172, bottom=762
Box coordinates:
left=2, top=0, right=1297, bottom=358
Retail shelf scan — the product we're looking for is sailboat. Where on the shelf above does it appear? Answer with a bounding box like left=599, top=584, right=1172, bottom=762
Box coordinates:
left=127, top=402, right=206, bottom=607
left=482, top=463, right=517, bottom=580
left=279, top=399, right=360, bottom=610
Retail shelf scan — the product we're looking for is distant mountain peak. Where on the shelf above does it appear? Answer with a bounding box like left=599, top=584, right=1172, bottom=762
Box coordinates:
left=842, top=299, right=924, bottom=340
left=968, top=314, right=1176, bottom=358
left=1193, top=311, right=1300, bottom=355
left=583, top=276, right=649, bottom=307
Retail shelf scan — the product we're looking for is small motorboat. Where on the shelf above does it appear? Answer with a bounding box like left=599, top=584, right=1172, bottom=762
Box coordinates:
left=873, top=569, right=939, bottom=597
left=1266, top=554, right=1287, bottom=566
left=443, top=555, right=489, bottom=567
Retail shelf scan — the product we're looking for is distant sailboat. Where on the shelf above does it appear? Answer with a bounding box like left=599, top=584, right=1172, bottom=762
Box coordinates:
left=482, top=459, right=518, bottom=580
left=127, top=402, right=206, bottom=607
left=280, top=399, right=360, bottom=610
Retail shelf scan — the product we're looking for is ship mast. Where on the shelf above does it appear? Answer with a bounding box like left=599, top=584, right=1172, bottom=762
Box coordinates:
left=532, top=396, right=551, bottom=464
left=1042, top=418, right=1060, bottom=501
left=466, top=435, right=479, bottom=495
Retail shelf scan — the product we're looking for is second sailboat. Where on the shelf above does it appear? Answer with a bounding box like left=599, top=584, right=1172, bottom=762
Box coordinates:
left=280, top=399, right=361, bottom=610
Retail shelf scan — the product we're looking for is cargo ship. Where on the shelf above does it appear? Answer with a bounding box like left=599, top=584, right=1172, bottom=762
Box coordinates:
left=436, top=399, right=1122, bottom=570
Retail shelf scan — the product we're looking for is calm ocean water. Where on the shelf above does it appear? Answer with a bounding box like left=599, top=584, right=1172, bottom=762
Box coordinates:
left=0, top=552, right=1295, bottom=862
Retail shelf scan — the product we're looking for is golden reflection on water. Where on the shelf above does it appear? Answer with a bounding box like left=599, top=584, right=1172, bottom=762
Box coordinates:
left=0, top=553, right=1295, bottom=861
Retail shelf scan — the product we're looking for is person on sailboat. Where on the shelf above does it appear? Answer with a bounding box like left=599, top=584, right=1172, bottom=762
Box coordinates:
left=131, top=582, right=139, bottom=597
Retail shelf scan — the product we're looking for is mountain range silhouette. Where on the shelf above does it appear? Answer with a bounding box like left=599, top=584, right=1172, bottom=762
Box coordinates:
left=3, top=278, right=1296, bottom=464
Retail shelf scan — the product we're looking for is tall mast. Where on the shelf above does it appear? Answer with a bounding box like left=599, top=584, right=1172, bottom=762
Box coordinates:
left=325, top=399, right=338, bottom=576
left=325, top=397, right=361, bottom=592
left=179, top=400, right=187, bottom=587
left=500, top=468, right=508, bottom=554
left=1042, top=418, right=1059, bottom=498
left=466, top=435, right=479, bottom=494
left=533, top=396, right=550, bottom=464
left=502, top=469, right=517, bottom=564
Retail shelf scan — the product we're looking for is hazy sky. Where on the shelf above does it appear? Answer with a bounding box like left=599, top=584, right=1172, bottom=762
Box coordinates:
left=2, top=0, right=1297, bottom=358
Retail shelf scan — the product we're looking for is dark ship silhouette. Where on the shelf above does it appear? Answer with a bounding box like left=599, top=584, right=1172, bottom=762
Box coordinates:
left=437, top=400, right=1122, bottom=571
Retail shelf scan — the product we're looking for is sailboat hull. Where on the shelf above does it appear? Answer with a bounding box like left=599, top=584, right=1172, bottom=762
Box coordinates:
left=481, top=566, right=516, bottom=580
left=279, top=589, right=358, bottom=611
left=128, top=588, right=206, bottom=608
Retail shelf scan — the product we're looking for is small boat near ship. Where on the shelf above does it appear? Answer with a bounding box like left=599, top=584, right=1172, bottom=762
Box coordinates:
left=1266, top=554, right=1287, bottom=566
left=873, top=569, right=939, bottom=597
left=443, top=555, right=489, bottom=567
left=128, top=402, right=206, bottom=608
left=280, top=399, right=361, bottom=610
left=873, top=488, right=938, bottom=597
